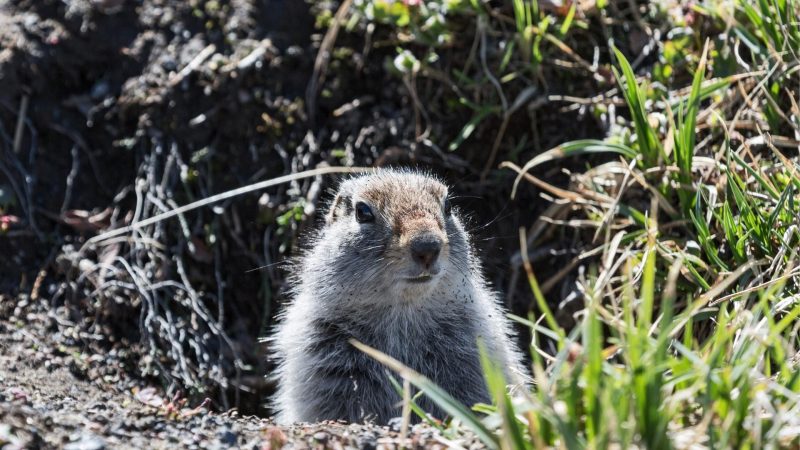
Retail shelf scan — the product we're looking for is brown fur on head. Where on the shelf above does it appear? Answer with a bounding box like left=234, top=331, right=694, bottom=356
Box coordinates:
left=328, top=170, right=449, bottom=243
left=318, top=169, right=467, bottom=298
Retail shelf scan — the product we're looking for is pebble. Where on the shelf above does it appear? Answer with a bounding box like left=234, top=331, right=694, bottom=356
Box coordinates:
left=64, top=433, right=106, bottom=450
left=218, top=428, right=237, bottom=446
left=313, top=431, right=329, bottom=443
left=357, top=431, right=377, bottom=450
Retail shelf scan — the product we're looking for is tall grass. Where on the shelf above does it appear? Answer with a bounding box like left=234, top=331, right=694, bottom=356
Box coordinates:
left=355, top=0, right=800, bottom=447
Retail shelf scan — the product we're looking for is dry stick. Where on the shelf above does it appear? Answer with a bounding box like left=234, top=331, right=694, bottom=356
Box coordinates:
left=306, top=0, right=354, bottom=126
left=592, top=157, right=636, bottom=243
left=8, top=94, right=44, bottom=240
left=221, top=39, right=274, bottom=72
left=480, top=115, right=510, bottom=183
left=730, top=62, right=782, bottom=135
left=481, top=87, right=541, bottom=182
left=548, top=94, right=625, bottom=106
left=663, top=260, right=763, bottom=337
left=432, top=436, right=468, bottom=450
left=540, top=255, right=582, bottom=295
left=400, top=378, right=411, bottom=448
left=478, top=16, right=507, bottom=113
left=625, top=162, right=680, bottom=219
left=708, top=266, right=800, bottom=307
left=500, top=161, right=611, bottom=203
left=84, top=166, right=375, bottom=250
left=506, top=204, right=569, bottom=303
left=12, top=95, right=29, bottom=155
left=403, top=73, right=431, bottom=141
left=169, top=44, right=217, bottom=87
left=61, top=145, right=80, bottom=214
left=476, top=16, right=510, bottom=183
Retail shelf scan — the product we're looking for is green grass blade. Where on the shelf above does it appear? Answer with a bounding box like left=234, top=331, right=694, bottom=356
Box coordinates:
left=767, top=183, right=794, bottom=231
left=350, top=339, right=500, bottom=449
left=673, top=40, right=709, bottom=212
left=583, top=298, right=603, bottom=444
left=387, top=375, right=441, bottom=428
left=612, top=46, right=662, bottom=166
left=449, top=107, right=496, bottom=151
left=478, top=341, right=531, bottom=450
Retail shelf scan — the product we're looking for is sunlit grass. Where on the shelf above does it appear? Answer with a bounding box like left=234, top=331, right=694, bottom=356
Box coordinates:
left=351, top=0, right=800, bottom=447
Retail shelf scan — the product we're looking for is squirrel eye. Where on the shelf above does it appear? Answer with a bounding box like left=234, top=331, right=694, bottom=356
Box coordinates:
left=355, top=201, right=375, bottom=223
left=444, top=198, right=452, bottom=217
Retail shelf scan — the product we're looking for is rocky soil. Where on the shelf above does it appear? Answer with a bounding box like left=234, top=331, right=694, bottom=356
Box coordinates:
left=0, top=304, right=484, bottom=449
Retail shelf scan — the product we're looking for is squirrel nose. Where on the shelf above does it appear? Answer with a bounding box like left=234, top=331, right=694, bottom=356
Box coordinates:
left=410, top=235, right=442, bottom=269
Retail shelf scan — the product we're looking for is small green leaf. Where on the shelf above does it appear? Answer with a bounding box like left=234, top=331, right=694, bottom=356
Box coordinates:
left=448, top=107, right=495, bottom=151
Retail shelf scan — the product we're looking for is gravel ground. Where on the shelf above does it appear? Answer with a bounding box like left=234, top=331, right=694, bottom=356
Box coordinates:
left=0, top=307, right=484, bottom=449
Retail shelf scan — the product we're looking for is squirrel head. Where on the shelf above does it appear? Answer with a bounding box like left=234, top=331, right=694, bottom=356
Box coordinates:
left=312, top=169, right=472, bottom=303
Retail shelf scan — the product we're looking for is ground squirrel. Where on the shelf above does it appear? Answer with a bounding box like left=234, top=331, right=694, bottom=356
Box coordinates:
left=270, top=169, right=525, bottom=424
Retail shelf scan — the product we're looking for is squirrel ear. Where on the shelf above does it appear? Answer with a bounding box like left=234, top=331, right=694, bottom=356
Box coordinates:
left=327, top=193, right=351, bottom=224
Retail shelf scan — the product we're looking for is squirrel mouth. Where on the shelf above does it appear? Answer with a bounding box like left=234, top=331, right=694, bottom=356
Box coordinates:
left=405, top=274, right=434, bottom=283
